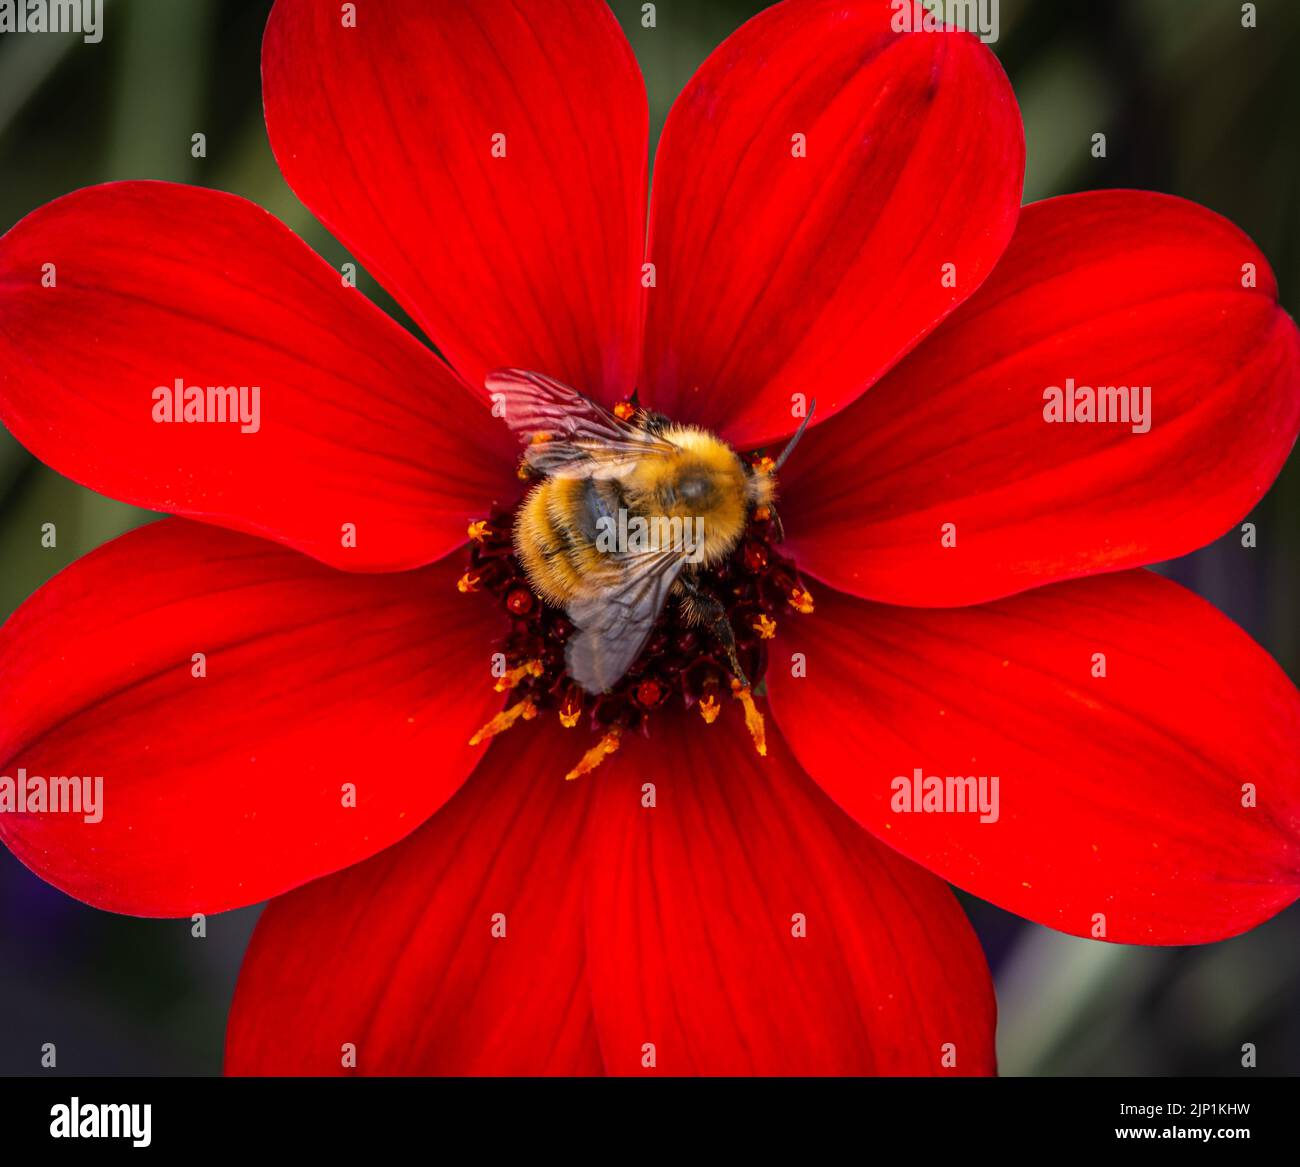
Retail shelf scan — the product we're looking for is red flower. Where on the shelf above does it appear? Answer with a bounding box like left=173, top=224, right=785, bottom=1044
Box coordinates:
left=1, top=0, right=1298, bottom=1075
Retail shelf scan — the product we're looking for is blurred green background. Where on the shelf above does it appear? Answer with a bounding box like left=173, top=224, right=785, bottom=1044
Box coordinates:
left=1, top=0, right=1298, bottom=1075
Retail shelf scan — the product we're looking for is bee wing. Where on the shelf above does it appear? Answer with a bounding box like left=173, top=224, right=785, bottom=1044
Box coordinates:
left=486, top=368, right=675, bottom=478
left=565, top=549, right=687, bottom=694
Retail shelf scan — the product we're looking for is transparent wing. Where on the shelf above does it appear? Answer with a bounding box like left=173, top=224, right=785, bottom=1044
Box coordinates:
left=565, top=549, right=687, bottom=693
left=486, top=368, right=675, bottom=478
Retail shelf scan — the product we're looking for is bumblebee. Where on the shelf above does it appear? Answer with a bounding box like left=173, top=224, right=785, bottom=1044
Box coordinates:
left=489, top=369, right=812, bottom=694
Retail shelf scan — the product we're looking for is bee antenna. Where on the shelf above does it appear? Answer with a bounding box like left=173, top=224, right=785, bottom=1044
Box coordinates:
left=771, top=400, right=816, bottom=473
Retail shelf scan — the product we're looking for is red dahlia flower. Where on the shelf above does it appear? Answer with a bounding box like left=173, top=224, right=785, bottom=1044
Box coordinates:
left=1, top=0, right=1298, bottom=1076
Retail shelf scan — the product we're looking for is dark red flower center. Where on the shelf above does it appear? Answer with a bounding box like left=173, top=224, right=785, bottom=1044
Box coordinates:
left=458, top=431, right=816, bottom=780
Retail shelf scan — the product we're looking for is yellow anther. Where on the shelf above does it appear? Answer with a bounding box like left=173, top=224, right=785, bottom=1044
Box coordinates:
left=564, top=727, right=622, bottom=781
left=457, top=570, right=482, bottom=594
left=753, top=504, right=771, bottom=522
left=558, top=685, right=583, bottom=728
left=731, top=681, right=767, bottom=758
left=468, top=698, right=537, bottom=746
left=698, top=691, right=721, bottom=724
left=752, top=613, right=777, bottom=640
left=788, top=585, right=815, bottom=614
left=751, top=454, right=776, bottom=474
left=494, top=659, right=543, bottom=692
left=613, top=401, right=636, bottom=421
left=467, top=519, right=491, bottom=543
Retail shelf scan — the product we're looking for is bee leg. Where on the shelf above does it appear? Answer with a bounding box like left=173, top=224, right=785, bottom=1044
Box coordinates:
left=767, top=504, right=785, bottom=543
left=676, top=577, right=750, bottom=689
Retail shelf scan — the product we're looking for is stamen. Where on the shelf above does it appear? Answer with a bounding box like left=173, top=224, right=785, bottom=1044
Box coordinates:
left=564, top=726, right=622, bottom=781
left=752, top=613, right=777, bottom=640
left=494, top=659, right=543, bottom=693
left=457, top=569, right=483, bottom=594
left=751, top=454, right=776, bottom=474
left=613, top=401, right=636, bottom=421
left=787, top=585, right=815, bottom=614
left=467, top=519, right=491, bottom=543
left=469, top=697, right=537, bottom=746
left=558, top=688, right=583, bottom=728
left=731, top=681, right=767, bottom=757
left=698, top=675, right=722, bottom=724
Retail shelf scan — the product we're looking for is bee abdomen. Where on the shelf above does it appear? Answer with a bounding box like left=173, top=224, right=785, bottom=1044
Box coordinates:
left=515, top=480, right=605, bottom=605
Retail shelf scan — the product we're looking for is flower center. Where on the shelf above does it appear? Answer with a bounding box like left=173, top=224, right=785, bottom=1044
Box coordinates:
left=459, top=417, right=816, bottom=781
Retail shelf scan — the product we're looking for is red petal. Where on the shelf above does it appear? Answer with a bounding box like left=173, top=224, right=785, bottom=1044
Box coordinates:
left=0, top=182, right=516, bottom=572
left=583, top=710, right=996, bottom=1075
left=226, top=718, right=601, bottom=1075
left=782, top=191, right=1300, bottom=605
left=263, top=0, right=648, bottom=404
left=0, top=520, right=505, bottom=916
left=768, top=573, right=1300, bottom=944
left=639, top=0, right=1023, bottom=447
